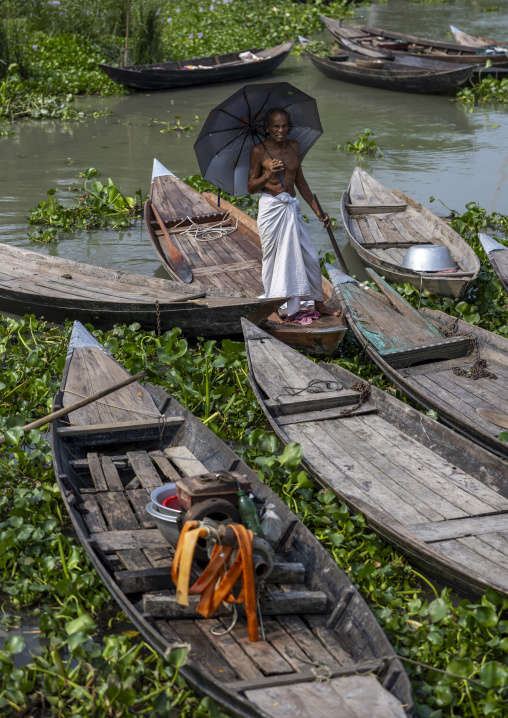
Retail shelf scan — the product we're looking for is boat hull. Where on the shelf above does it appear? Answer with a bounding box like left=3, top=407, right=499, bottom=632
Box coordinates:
left=99, top=42, right=294, bottom=90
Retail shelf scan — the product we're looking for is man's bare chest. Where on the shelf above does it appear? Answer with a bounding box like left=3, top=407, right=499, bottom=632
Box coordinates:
left=261, top=145, right=299, bottom=172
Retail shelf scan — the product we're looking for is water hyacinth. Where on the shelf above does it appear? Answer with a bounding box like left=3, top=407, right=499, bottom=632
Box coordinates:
left=189, top=33, right=194, bottom=39
left=210, top=4, right=214, bottom=9
left=167, top=17, right=171, bottom=22
left=198, top=32, right=203, bottom=38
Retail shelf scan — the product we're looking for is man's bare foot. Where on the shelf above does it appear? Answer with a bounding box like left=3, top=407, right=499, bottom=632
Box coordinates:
left=315, top=301, right=342, bottom=317
left=265, top=311, right=284, bottom=324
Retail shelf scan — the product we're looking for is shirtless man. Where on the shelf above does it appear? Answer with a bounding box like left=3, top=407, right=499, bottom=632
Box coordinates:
left=248, top=107, right=339, bottom=324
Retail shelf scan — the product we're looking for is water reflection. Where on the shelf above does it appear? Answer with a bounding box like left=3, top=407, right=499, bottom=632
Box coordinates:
left=0, top=0, right=507, bottom=277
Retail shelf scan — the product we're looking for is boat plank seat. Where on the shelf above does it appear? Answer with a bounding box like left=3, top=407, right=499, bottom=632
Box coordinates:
left=245, top=674, right=407, bottom=718
left=151, top=175, right=214, bottom=224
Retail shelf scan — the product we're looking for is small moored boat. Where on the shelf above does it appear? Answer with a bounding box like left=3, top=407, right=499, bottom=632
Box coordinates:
left=243, top=316, right=508, bottom=598
left=306, top=47, right=474, bottom=94
left=0, top=242, right=279, bottom=336
left=329, top=264, right=508, bottom=460
left=145, top=159, right=347, bottom=355
left=99, top=42, right=294, bottom=91
left=450, top=25, right=502, bottom=48
left=479, top=232, right=508, bottom=295
left=50, top=321, right=412, bottom=718
left=340, top=167, right=480, bottom=298
left=322, top=15, right=508, bottom=70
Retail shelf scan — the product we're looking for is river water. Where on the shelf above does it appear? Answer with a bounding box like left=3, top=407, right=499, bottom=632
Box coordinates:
left=1, top=0, right=508, bottom=280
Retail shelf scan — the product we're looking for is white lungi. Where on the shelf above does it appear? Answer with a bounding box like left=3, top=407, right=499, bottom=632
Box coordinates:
left=257, top=192, right=323, bottom=304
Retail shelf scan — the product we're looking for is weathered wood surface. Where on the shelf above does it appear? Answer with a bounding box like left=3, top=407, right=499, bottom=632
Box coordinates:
left=243, top=319, right=508, bottom=599
left=307, top=50, right=474, bottom=94
left=99, top=41, right=294, bottom=90
left=340, top=168, right=480, bottom=298
left=51, top=321, right=412, bottom=718
left=333, top=274, right=508, bottom=460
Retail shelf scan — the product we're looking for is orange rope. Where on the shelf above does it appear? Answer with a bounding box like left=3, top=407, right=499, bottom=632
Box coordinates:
left=172, top=521, right=259, bottom=641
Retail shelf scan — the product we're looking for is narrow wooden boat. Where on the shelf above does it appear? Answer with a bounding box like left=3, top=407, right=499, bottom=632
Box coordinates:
left=329, top=264, right=508, bottom=460
left=479, top=232, right=508, bottom=295
left=340, top=167, right=480, bottom=298
left=99, top=42, right=294, bottom=91
left=450, top=25, right=502, bottom=48
left=322, top=15, right=508, bottom=67
left=50, top=321, right=412, bottom=718
left=243, top=318, right=508, bottom=599
left=306, top=49, right=473, bottom=94
left=145, top=159, right=347, bottom=355
left=0, top=243, right=280, bottom=335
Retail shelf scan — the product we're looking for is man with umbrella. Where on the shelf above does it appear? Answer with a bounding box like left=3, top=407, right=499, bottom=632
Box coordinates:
left=194, top=82, right=341, bottom=324
left=247, top=107, right=339, bottom=324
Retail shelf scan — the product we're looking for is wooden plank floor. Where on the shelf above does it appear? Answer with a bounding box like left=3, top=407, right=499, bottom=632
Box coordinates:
left=76, top=444, right=356, bottom=687
left=404, top=361, right=508, bottom=441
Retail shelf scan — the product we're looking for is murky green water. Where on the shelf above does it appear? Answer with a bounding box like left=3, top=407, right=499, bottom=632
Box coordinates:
left=1, top=0, right=508, bottom=280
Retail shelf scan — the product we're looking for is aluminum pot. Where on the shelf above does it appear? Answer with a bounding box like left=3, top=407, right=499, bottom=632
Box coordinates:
left=150, top=483, right=180, bottom=517
left=401, top=245, right=457, bottom=272
left=145, top=502, right=180, bottom=548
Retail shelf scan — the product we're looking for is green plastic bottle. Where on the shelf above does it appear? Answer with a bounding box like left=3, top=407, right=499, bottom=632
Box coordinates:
left=237, top=490, right=264, bottom=538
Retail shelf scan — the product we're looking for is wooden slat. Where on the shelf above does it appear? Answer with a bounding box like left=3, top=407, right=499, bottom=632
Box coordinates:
left=305, top=615, right=353, bottom=667
left=231, top=620, right=294, bottom=676
left=115, top=567, right=173, bottom=594
left=116, top=548, right=151, bottom=570
left=92, top=529, right=169, bottom=551
left=127, top=451, right=163, bottom=489
left=278, top=615, right=342, bottom=670
left=431, top=539, right=508, bottom=591
left=100, top=456, right=124, bottom=491
left=127, top=489, right=156, bottom=529
left=246, top=674, right=407, bottom=718
left=161, top=620, right=238, bottom=681
left=87, top=452, right=108, bottom=492
left=457, top=536, right=508, bottom=571
left=197, top=620, right=263, bottom=680
left=81, top=496, right=108, bottom=533
left=143, top=547, right=174, bottom=568
left=164, top=446, right=208, bottom=476
left=407, top=514, right=508, bottom=543
left=96, top=492, right=140, bottom=531
left=191, top=259, right=260, bottom=277
left=149, top=450, right=181, bottom=481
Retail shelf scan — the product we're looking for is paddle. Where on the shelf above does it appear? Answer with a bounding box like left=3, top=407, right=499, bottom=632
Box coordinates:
left=0, top=370, right=147, bottom=445
left=314, top=194, right=349, bottom=275
left=151, top=202, right=194, bottom=284
left=476, top=408, right=508, bottom=431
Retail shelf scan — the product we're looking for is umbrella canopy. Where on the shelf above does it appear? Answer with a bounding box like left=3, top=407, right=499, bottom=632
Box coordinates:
left=193, top=82, right=323, bottom=197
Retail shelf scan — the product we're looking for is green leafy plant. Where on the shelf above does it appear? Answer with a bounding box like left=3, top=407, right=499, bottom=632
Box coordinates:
left=337, top=128, right=383, bottom=155
left=153, top=114, right=200, bottom=132
left=27, top=168, right=146, bottom=234
left=305, top=40, right=332, bottom=58
left=455, top=75, right=508, bottom=105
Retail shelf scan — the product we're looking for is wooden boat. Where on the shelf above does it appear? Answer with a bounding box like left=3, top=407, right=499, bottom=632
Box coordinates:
left=329, top=264, right=508, bottom=460
left=450, top=25, right=502, bottom=48
left=322, top=15, right=508, bottom=68
left=340, top=167, right=480, bottom=298
left=306, top=48, right=474, bottom=94
left=145, top=160, right=347, bottom=355
left=243, top=317, right=508, bottom=599
left=50, top=321, right=412, bottom=718
left=0, top=243, right=281, bottom=336
left=479, top=233, right=508, bottom=295
left=99, top=42, right=294, bottom=91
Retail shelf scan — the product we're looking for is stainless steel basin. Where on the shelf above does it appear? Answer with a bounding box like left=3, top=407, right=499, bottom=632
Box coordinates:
left=401, top=245, right=457, bottom=272
left=145, top=502, right=180, bottom=547
left=150, top=483, right=180, bottom=517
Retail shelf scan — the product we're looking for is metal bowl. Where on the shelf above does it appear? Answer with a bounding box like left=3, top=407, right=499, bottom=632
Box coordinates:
left=145, top=502, right=181, bottom=548
left=150, top=483, right=180, bottom=517
left=401, top=245, right=458, bottom=272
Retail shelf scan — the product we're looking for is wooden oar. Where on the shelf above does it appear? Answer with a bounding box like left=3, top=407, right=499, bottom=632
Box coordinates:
left=476, top=408, right=508, bottom=431
left=151, top=202, right=194, bottom=284
left=0, top=370, right=147, bottom=445
left=314, top=194, right=348, bottom=275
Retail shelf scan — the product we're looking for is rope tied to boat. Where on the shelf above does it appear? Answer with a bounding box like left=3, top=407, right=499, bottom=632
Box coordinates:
left=171, top=210, right=239, bottom=242
left=441, top=318, right=497, bottom=381
left=172, top=521, right=259, bottom=641
left=274, top=379, right=341, bottom=403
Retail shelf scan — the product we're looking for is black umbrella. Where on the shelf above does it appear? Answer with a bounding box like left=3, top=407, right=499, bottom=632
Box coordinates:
left=193, top=82, right=323, bottom=197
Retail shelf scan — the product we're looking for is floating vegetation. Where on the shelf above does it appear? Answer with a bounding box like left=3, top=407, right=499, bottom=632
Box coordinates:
left=455, top=75, right=508, bottom=104
left=27, top=168, right=146, bottom=236
left=304, top=40, right=332, bottom=58
left=337, top=128, right=384, bottom=156
left=153, top=114, right=200, bottom=132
